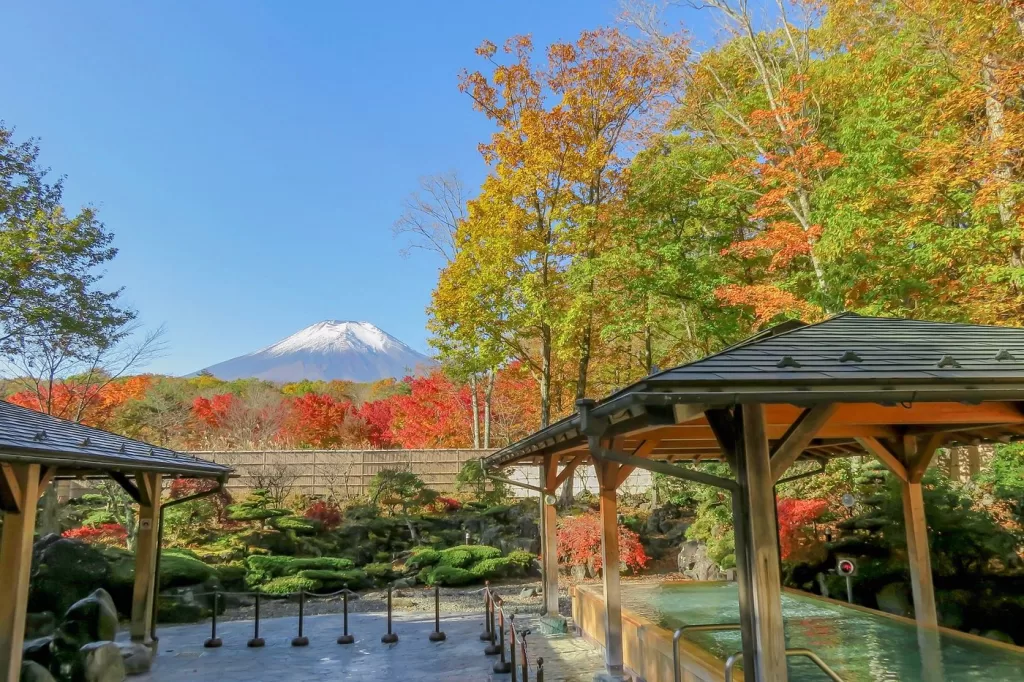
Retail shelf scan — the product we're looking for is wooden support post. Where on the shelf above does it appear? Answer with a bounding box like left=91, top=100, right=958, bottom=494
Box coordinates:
left=739, top=404, right=788, bottom=682
left=0, top=463, right=43, bottom=681
left=967, top=445, right=981, bottom=478
left=131, top=472, right=162, bottom=644
left=902, top=468, right=938, bottom=631
left=596, top=459, right=623, bottom=675
left=541, top=456, right=560, bottom=616
left=947, top=447, right=960, bottom=481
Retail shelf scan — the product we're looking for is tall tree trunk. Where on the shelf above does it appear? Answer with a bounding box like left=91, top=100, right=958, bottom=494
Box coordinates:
left=576, top=322, right=591, bottom=401
left=483, top=369, right=494, bottom=449
left=539, top=324, right=552, bottom=428
left=38, top=484, right=61, bottom=536
left=644, top=324, right=654, bottom=375
left=982, top=55, right=1022, bottom=281
left=469, top=374, right=480, bottom=449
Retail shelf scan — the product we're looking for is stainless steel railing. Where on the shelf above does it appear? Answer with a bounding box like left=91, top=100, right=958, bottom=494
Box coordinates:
left=672, top=623, right=742, bottom=682
left=723, top=647, right=845, bottom=682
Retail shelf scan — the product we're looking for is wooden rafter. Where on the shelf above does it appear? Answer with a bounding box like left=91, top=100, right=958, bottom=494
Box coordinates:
left=856, top=437, right=909, bottom=481
left=769, top=404, right=837, bottom=482
left=553, top=451, right=587, bottom=490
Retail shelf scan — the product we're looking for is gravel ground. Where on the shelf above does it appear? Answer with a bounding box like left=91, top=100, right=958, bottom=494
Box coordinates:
left=218, top=572, right=689, bottom=623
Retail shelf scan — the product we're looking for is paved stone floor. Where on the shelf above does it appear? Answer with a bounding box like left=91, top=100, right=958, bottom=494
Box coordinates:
left=131, top=611, right=606, bottom=682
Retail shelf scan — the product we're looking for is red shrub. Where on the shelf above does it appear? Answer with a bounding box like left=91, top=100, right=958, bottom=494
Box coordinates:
left=777, top=498, right=828, bottom=561
left=62, top=524, right=128, bottom=546
left=429, top=496, right=462, bottom=513
left=557, top=513, right=649, bottom=574
left=304, top=500, right=343, bottom=530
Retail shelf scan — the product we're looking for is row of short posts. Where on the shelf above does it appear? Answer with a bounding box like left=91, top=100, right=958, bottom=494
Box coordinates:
left=482, top=582, right=543, bottom=681
left=204, top=585, right=448, bottom=649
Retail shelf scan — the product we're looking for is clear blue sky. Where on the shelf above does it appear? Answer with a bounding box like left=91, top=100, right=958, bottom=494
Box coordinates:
left=2, top=1, right=711, bottom=376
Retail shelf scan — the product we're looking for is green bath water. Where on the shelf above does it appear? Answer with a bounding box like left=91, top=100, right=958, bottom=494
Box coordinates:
left=620, top=583, right=1024, bottom=681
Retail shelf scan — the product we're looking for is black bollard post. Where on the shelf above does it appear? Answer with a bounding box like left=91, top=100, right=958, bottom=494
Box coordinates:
left=479, top=581, right=492, bottom=641
left=291, top=590, right=309, bottom=646
left=521, top=631, right=529, bottom=682
left=247, top=592, right=265, bottom=648
left=337, top=591, right=355, bottom=645
left=509, top=614, right=518, bottom=682
left=492, top=602, right=511, bottom=674
left=381, top=585, right=399, bottom=644
left=204, top=592, right=223, bottom=648
left=536, top=657, right=544, bottom=682
left=484, top=593, right=500, bottom=656
left=429, top=585, right=447, bottom=642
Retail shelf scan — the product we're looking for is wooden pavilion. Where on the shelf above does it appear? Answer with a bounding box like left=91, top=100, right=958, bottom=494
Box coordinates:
left=0, top=400, right=231, bottom=680
left=483, top=313, right=1024, bottom=681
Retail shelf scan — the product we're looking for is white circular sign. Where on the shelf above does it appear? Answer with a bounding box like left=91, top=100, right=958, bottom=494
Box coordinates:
left=841, top=493, right=856, bottom=508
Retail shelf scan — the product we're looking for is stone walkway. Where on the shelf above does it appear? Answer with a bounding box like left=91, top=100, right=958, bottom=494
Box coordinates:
left=130, top=611, right=606, bottom=682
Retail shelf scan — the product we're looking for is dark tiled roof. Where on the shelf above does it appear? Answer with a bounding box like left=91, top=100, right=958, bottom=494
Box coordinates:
left=484, top=313, right=1024, bottom=468
left=0, top=400, right=231, bottom=478
left=645, top=313, right=1024, bottom=386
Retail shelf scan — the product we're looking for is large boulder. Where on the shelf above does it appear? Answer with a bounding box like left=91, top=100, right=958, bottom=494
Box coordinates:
left=22, top=636, right=55, bottom=669
left=73, top=642, right=125, bottom=682
left=25, top=612, right=57, bottom=639
left=20, top=660, right=56, bottom=682
left=677, top=541, right=725, bottom=581
left=29, top=538, right=111, bottom=616
left=57, top=590, right=119, bottom=650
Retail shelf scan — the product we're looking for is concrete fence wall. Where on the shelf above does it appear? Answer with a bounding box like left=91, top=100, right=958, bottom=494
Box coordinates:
left=185, top=449, right=654, bottom=499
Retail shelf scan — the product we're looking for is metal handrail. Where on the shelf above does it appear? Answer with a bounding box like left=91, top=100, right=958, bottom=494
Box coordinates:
left=723, top=647, right=845, bottom=682
left=672, top=624, right=741, bottom=682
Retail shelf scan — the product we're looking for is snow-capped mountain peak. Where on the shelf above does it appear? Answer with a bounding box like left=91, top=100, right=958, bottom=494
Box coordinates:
left=193, top=320, right=434, bottom=383
left=260, top=320, right=409, bottom=356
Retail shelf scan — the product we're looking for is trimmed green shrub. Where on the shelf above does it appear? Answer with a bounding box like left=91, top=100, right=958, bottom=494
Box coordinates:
left=374, top=551, right=392, bottom=563
left=506, top=550, right=535, bottom=571
left=416, top=567, right=432, bottom=585
left=469, top=557, right=513, bottom=580
left=244, top=555, right=355, bottom=586
left=270, top=516, right=318, bottom=534
left=260, top=575, right=321, bottom=595
left=296, top=569, right=370, bottom=590
left=438, top=549, right=473, bottom=568
left=425, top=565, right=475, bottom=586
left=406, top=549, right=441, bottom=569
left=159, top=551, right=216, bottom=588
left=447, top=545, right=502, bottom=562
left=362, top=562, right=395, bottom=584
left=216, top=563, right=247, bottom=590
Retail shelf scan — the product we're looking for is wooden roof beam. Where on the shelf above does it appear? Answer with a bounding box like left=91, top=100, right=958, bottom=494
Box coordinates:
left=770, top=404, right=838, bottom=482
left=856, top=437, right=909, bottom=482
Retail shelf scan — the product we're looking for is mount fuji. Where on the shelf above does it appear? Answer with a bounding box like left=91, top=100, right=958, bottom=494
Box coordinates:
left=194, top=320, right=435, bottom=383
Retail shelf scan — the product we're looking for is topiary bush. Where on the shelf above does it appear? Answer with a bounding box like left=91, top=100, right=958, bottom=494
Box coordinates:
left=216, top=563, right=247, bottom=590
left=469, top=557, right=513, bottom=580
left=270, top=516, right=318, bottom=534
left=244, top=555, right=355, bottom=586
left=438, top=549, right=473, bottom=568
left=406, top=549, right=441, bottom=569
left=425, top=565, right=475, bottom=586
left=506, top=550, right=535, bottom=571
left=296, top=569, right=370, bottom=590
left=260, top=575, right=321, bottom=595
left=362, top=562, right=396, bottom=584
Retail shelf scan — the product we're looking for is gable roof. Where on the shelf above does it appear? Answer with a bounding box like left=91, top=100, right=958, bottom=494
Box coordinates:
left=0, top=400, right=231, bottom=479
left=484, top=313, right=1024, bottom=470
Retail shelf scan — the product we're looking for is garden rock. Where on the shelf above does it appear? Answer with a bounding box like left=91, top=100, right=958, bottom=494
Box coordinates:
left=29, top=538, right=111, bottom=617
left=116, top=642, right=153, bottom=675
left=519, top=587, right=539, bottom=599
left=58, top=590, right=119, bottom=649
left=569, top=565, right=588, bottom=581
left=982, top=630, right=1015, bottom=644
left=22, top=636, right=55, bottom=669
left=875, top=583, right=912, bottom=617
left=677, top=542, right=725, bottom=581
left=25, top=612, right=56, bottom=639
left=73, top=642, right=125, bottom=682
left=20, top=660, right=56, bottom=682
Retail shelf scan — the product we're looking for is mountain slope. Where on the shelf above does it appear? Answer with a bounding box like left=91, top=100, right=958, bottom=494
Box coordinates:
left=195, top=320, right=435, bottom=383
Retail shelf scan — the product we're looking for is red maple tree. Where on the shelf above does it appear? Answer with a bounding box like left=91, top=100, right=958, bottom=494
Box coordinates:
left=389, top=371, right=473, bottom=448
left=776, top=497, right=828, bottom=561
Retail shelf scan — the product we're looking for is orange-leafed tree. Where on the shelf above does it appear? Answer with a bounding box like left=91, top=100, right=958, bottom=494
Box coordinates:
left=282, top=393, right=360, bottom=449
